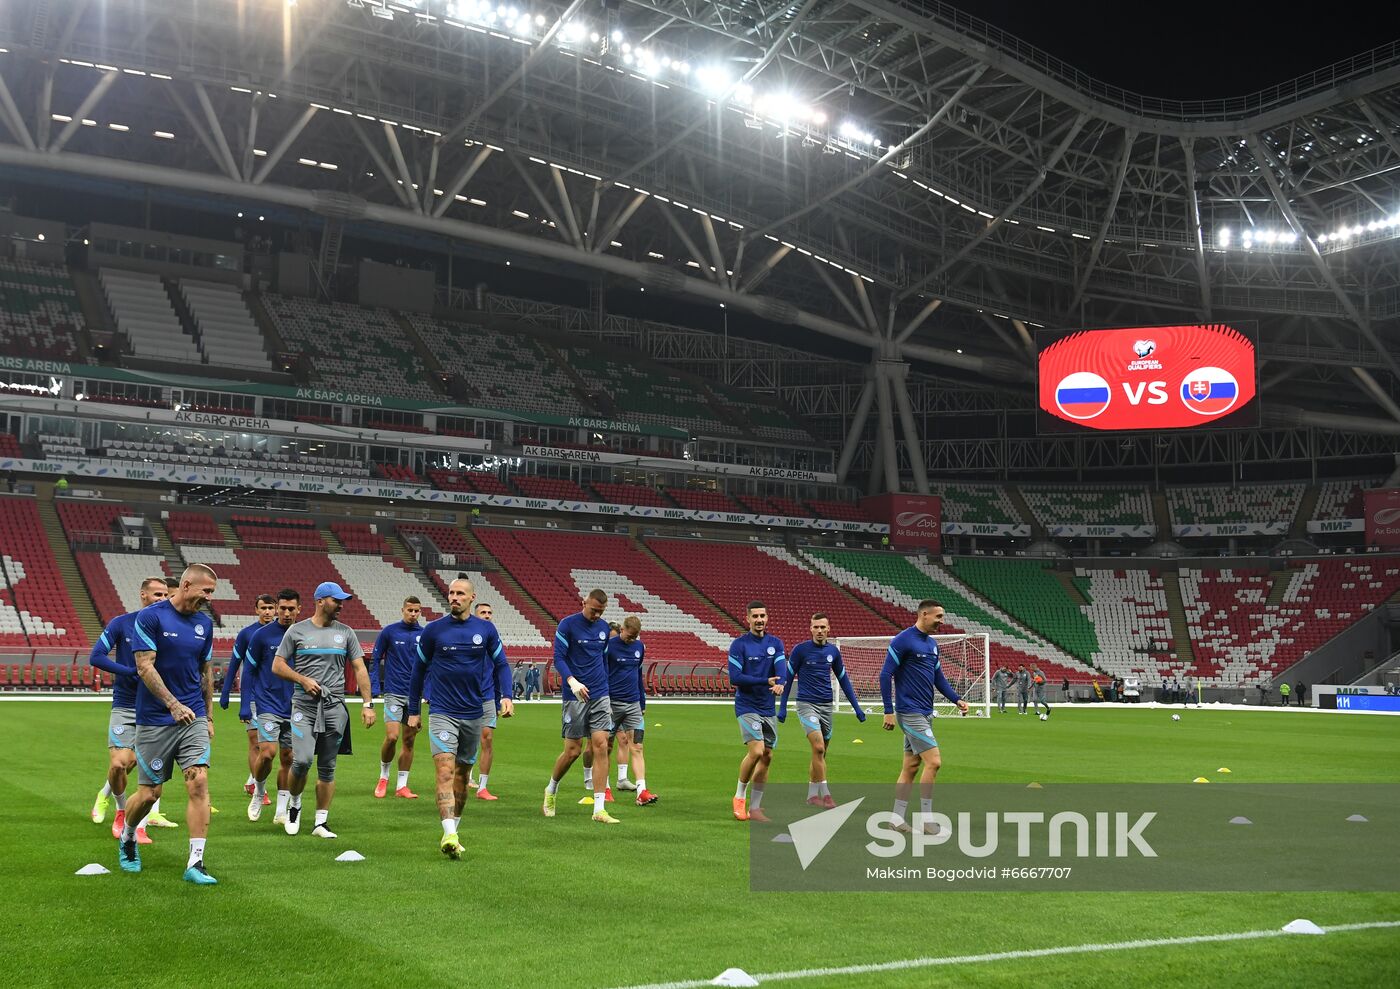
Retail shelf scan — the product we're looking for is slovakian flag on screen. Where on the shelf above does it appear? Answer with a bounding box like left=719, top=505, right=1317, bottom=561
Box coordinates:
left=1180, top=366, right=1239, bottom=415
left=1054, top=371, right=1112, bottom=420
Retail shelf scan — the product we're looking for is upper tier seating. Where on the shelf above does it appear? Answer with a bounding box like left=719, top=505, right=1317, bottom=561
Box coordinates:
left=798, top=548, right=1096, bottom=687
left=56, top=499, right=125, bottom=548
left=805, top=499, right=871, bottom=523
left=0, top=433, right=21, bottom=458
left=1022, top=485, right=1153, bottom=528
left=665, top=487, right=745, bottom=513
left=331, top=522, right=391, bottom=555
left=233, top=515, right=324, bottom=551
left=1313, top=479, right=1371, bottom=520
left=264, top=295, right=440, bottom=402
left=932, top=483, right=1022, bottom=525
left=709, top=382, right=817, bottom=444
left=99, top=268, right=199, bottom=363
left=396, top=523, right=479, bottom=566
left=407, top=314, right=587, bottom=415
left=475, top=528, right=737, bottom=662
left=561, top=344, right=728, bottom=434
left=648, top=539, right=894, bottom=650
left=513, top=476, right=593, bottom=502
left=591, top=482, right=670, bottom=508
left=1179, top=560, right=1400, bottom=685
left=105, top=440, right=365, bottom=478
left=0, top=497, right=86, bottom=647
left=1168, top=483, right=1304, bottom=526
left=0, top=258, right=83, bottom=359
left=166, top=511, right=223, bottom=545
left=180, top=281, right=271, bottom=371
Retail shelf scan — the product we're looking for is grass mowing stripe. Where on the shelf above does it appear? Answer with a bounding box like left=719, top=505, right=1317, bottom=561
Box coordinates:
left=609, top=920, right=1400, bottom=989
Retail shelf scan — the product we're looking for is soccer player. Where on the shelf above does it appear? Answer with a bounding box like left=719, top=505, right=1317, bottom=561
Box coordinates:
left=1030, top=664, right=1051, bottom=717
left=117, top=564, right=219, bottom=884
left=243, top=589, right=302, bottom=823
left=271, top=582, right=377, bottom=838
left=991, top=667, right=1011, bottom=714
left=405, top=578, right=512, bottom=859
left=541, top=589, right=617, bottom=824
left=1015, top=664, right=1031, bottom=714
left=89, top=575, right=170, bottom=844
left=372, top=597, right=424, bottom=799
left=880, top=600, right=968, bottom=836
left=606, top=616, right=657, bottom=806
left=728, top=601, right=786, bottom=824
left=779, top=612, right=864, bottom=808
left=468, top=601, right=503, bottom=799
left=219, top=594, right=277, bottom=799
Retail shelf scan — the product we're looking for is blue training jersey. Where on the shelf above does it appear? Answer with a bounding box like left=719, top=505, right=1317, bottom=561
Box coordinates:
left=89, top=612, right=139, bottom=710
left=374, top=620, right=422, bottom=697
left=880, top=625, right=960, bottom=716
left=408, top=614, right=509, bottom=720
left=132, top=600, right=215, bottom=726
left=244, top=618, right=297, bottom=719
left=728, top=632, right=787, bottom=717
left=220, top=620, right=265, bottom=713
left=553, top=612, right=611, bottom=701
left=605, top=635, right=646, bottom=706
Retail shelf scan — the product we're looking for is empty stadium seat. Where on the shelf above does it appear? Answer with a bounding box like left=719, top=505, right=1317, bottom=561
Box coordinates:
left=1021, top=485, right=1152, bottom=528
left=0, top=497, right=86, bottom=647
left=100, top=268, right=201, bottom=363
left=1168, top=482, right=1304, bottom=527
left=0, top=258, right=83, bottom=359
left=180, top=280, right=272, bottom=371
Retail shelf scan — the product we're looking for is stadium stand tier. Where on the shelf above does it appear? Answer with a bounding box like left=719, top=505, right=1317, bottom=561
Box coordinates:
left=1168, top=483, right=1305, bottom=526
left=1313, top=479, right=1373, bottom=520
left=0, top=259, right=83, bottom=359
left=0, top=497, right=86, bottom=648
left=932, top=482, right=1022, bottom=524
left=179, top=281, right=271, bottom=371
left=1021, top=485, right=1153, bottom=528
left=99, top=268, right=199, bottom=364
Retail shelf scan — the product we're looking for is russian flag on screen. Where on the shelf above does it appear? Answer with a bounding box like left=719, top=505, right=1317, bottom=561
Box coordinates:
left=1054, top=371, right=1112, bottom=420
left=1179, top=366, right=1239, bottom=416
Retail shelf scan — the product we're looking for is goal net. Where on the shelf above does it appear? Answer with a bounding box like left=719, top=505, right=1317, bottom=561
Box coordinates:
left=833, top=633, right=991, bottom=719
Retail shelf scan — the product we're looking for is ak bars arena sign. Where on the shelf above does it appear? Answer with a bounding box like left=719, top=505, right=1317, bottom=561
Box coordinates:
left=1037, top=323, right=1259, bottom=433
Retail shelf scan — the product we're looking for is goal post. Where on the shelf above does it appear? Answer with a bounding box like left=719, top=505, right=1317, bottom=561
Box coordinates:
left=832, top=633, right=992, bottom=719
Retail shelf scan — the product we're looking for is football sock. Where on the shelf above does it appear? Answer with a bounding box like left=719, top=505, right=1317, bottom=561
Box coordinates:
left=920, top=798, right=933, bottom=818
left=253, top=779, right=266, bottom=800
left=245, top=773, right=255, bottom=787
left=397, top=771, right=410, bottom=789
left=290, top=793, right=302, bottom=809
left=314, top=809, right=328, bottom=828
left=750, top=785, right=765, bottom=811
left=618, top=766, right=629, bottom=782
left=113, top=789, right=127, bottom=810
left=546, top=777, right=560, bottom=795
left=637, top=778, right=647, bottom=792
left=441, top=818, right=454, bottom=836
left=593, top=791, right=606, bottom=815
left=735, top=780, right=748, bottom=800
left=893, top=798, right=909, bottom=822
left=379, top=762, right=392, bottom=780
left=584, top=770, right=593, bottom=789
left=819, top=781, right=831, bottom=797
left=276, top=791, right=290, bottom=817
left=100, top=781, right=113, bottom=798
left=478, top=774, right=489, bottom=789
left=808, top=782, right=820, bottom=799
left=187, top=838, right=205, bottom=868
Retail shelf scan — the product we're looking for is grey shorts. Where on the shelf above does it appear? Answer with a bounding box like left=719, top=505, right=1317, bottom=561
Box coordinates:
left=481, top=700, right=498, bottom=731
left=897, top=713, right=938, bottom=754
left=610, top=700, right=644, bottom=734
left=107, top=706, right=136, bottom=750
left=382, top=693, right=408, bottom=726
left=255, top=711, right=293, bottom=750
left=562, top=696, right=613, bottom=739
left=796, top=701, right=833, bottom=742
left=428, top=712, right=484, bottom=766
left=290, top=702, right=348, bottom=783
left=135, top=718, right=211, bottom=786
left=738, top=712, right=778, bottom=748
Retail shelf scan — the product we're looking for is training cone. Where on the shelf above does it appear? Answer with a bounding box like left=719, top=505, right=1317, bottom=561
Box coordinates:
left=1026, top=782, right=1043, bottom=789
left=1192, top=777, right=1210, bottom=783
left=771, top=833, right=795, bottom=844
left=75, top=863, right=110, bottom=876
left=1346, top=814, right=1369, bottom=823
left=1282, top=919, right=1325, bottom=935
left=1217, top=767, right=1232, bottom=774
left=852, top=738, right=864, bottom=744
left=1229, top=816, right=1252, bottom=825
left=711, top=968, right=759, bottom=987
left=335, top=850, right=365, bottom=862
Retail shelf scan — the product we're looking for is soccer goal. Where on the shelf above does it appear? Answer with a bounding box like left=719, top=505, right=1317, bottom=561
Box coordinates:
left=833, top=633, right=992, bottom=719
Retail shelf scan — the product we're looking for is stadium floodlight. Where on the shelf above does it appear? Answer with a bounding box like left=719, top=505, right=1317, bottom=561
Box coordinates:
left=695, top=65, right=729, bottom=93
left=1218, top=227, right=1231, bottom=247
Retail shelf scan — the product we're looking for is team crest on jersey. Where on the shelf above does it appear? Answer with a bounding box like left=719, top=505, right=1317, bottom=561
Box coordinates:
left=334, top=634, right=345, bottom=645
left=293, top=711, right=304, bottom=722
left=634, top=650, right=641, bottom=658
left=438, top=731, right=449, bottom=742
left=263, top=722, right=275, bottom=732
left=472, top=634, right=483, bottom=645
left=113, top=725, right=126, bottom=736
left=150, top=758, right=164, bottom=771
left=598, top=631, right=606, bottom=640
left=194, top=625, right=205, bottom=637
left=825, top=654, right=834, bottom=664
left=767, top=646, right=775, bottom=655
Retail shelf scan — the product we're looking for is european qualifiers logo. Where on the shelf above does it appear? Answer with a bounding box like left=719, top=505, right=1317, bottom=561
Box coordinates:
left=1126, top=338, right=1163, bottom=372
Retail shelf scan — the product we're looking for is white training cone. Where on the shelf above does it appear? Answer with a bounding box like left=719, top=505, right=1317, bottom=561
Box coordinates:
left=771, top=833, right=795, bottom=844
left=1346, top=814, right=1369, bottom=823
left=75, top=863, right=110, bottom=876
left=1282, top=919, right=1325, bottom=935
left=711, top=968, right=760, bottom=988
left=335, top=850, right=366, bottom=862
left=1026, top=782, right=1043, bottom=789
left=1229, top=816, right=1252, bottom=825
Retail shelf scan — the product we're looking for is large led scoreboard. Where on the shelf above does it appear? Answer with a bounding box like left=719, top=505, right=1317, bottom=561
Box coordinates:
left=1037, top=323, right=1259, bottom=433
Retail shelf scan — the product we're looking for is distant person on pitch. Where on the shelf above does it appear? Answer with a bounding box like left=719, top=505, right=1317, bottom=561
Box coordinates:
left=242, top=589, right=301, bottom=825
left=219, top=594, right=277, bottom=801
left=89, top=575, right=171, bottom=847
left=406, top=578, right=511, bottom=860
left=1280, top=681, right=1291, bottom=706
left=1030, top=665, right=1050, bottom=717
left=1015, top=664, right=1031, bottom=714
left=728, top=601, right=787, bottom=823
left=779, top=613, right=864, bottom=808
left=991, top=667, right=1011, bottom=713
left=271, top=582, right=377, bottom=839
left=118, top=564, right=219, bottom=884
left=880, top=600, right=968, bottom=835
left=541, top=589, right=619, bottom=824
left=606, top=615, right=657, bottom=806
left=467, top=601, right=503, bottom=800
left=373, top=597, right=425, bottom=799
left=580, top=619, right=624, bottom=796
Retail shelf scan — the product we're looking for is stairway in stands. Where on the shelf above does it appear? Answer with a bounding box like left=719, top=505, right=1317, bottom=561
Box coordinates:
left=1151, top=491, right=1173, bottom=537
left=633, top=536, right=743, bottom=635
left=146, top=516, right=187, bottom=577
left=460, top=526, right=556, bottom=631
left=1291, top=486, right=1322, bottom=540
left=218, top=520, right=241, bottom=548
left=1159, top=569, right=1198, bottom=668
left=322, top=526, right=347, bottom=554
left=38, top=489, right=103, bottom=644
left=1004, top=485, right=1045, bottom=540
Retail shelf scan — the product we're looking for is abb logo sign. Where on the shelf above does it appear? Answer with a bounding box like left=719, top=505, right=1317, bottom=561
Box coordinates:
left=865, top=494, right=941, bottom=551
left=1364, top=489, right=1400, bottom=548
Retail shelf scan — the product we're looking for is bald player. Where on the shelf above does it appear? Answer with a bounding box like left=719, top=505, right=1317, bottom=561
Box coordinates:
left=118, top=564, right=219, bottom=884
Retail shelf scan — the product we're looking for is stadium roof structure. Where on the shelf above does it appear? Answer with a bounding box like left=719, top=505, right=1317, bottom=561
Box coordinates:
left=2, top=0, right=1400, bottom=486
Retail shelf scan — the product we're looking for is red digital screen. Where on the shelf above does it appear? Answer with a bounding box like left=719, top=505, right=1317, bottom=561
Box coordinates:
left=1037, top=323, right=1258, bottom=433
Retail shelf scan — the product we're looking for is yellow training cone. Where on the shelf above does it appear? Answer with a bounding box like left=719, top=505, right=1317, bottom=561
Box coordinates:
left=1217, top=767, right=1232, bottom=773
left=852, top=738, right=864, bottom=744
left=1026, top=782, right=1043, bottom=789
left=1192, top=777, right=1210, bottom=783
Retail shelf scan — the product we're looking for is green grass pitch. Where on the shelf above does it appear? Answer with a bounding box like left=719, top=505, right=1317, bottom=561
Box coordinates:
left=7, top=700, right=1399, bottom=988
